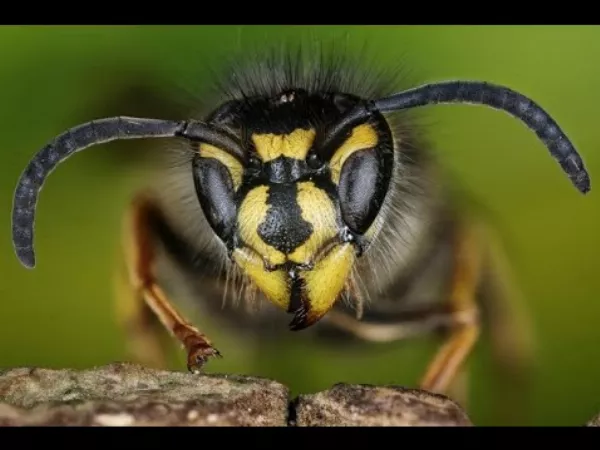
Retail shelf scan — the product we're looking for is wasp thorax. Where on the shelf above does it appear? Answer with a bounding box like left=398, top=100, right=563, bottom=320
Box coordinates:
left=193, top=90, right=395, bottom=330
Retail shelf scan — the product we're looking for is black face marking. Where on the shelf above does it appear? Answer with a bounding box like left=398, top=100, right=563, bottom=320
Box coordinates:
left=192, top=156, right=237, bottom=248
left=264, top=156, right=310, bottom=184
left=257, top=183, right=313, bottom=254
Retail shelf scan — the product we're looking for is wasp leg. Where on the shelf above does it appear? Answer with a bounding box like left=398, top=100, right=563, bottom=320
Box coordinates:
left=113, top=261, right=171, bottom=369
left=121, top=194, right=221, bottom=373
left=323, top=305, right=469, bottom=407
left=325, top=304, right=475, bottom=407
left=419, top=222, right=483, bottom=395
left=324, top=306, right=458, bottom=343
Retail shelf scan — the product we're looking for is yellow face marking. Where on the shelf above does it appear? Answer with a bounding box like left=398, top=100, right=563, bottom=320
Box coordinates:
left=199, top=143, right=244, bottom=191
left=301, top=242, right=355, bottom=325
left=251, top=128, right=316, bottom=163
left=287, top=181, right=338, bottom=265
left=232, top=247, right=289, bottom=310
left=329, top=124, right=379, bottom=184
left=237, top=185, right=286, bottom=267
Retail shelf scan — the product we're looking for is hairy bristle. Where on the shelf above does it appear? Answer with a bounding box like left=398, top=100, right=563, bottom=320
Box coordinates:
left=207, top=40, right=411, bottom=108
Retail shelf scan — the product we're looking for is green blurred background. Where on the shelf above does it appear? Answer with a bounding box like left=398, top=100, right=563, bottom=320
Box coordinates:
left=1, top=25, right=599, bottom=426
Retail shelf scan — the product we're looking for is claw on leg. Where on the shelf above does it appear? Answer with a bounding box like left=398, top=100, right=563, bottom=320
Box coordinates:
left=173, top=323, right=222, bottom=373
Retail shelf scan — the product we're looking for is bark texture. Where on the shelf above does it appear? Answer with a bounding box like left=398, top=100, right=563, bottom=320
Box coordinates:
left=293, top=383, right=472, bottom=426
left=0, top=362, right=288, bottom=426
left=0, top=362, right=474, bottom=426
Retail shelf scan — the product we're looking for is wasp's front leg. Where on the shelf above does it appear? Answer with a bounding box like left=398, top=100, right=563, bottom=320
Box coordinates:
left=120, top=193, right=221, bottom=373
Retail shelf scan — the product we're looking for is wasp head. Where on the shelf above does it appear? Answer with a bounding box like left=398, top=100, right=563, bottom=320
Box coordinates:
left=191, top=88, right=395, bottom=330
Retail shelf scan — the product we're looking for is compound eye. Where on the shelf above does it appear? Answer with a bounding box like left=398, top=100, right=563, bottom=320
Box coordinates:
left=328, top=122, right=393, bottom=236
left=192, top=155, right=237, bottom=245
left=338, top=149, right=387, bottom=235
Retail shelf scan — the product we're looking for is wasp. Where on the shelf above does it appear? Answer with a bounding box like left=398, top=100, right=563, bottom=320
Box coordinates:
left=11, top=48, right=590, bottom=402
